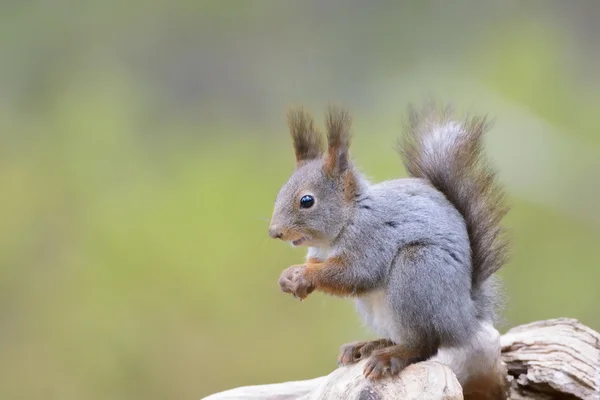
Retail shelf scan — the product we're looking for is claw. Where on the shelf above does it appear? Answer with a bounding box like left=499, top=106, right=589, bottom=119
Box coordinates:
left=390, top=357, right=403, bottom=375
left=363, top=354, right=412, bottom=380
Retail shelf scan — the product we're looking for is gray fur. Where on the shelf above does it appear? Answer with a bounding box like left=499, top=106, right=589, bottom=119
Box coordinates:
left=337, top=178, right=476, bottom=349
left=400, top=103, right=509, bottom=323
left=269, top=103, right=508, bottom=359
left=270, top=159, right=356, bottom=246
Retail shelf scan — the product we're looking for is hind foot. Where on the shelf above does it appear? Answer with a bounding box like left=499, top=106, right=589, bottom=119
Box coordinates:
left=363, top=345, right=426, bottom=380
left=337, top=339, right=393, bottom=366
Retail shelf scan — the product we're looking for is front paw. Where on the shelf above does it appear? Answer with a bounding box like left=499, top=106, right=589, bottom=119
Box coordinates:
left=278, top=265, right=314, bottom=300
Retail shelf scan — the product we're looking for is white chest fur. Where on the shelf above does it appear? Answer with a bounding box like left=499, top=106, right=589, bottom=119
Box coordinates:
left=307, top=247, right=402, bottom=343
left=355, top=290, right=402, bottom=344
left=306, top=246, right=330, bottom=261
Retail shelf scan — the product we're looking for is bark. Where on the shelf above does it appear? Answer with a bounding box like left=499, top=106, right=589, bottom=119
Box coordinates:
left=203, top=318, right=600, bottom=400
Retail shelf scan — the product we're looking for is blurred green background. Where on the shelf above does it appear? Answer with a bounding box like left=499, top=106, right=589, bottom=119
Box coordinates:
left=2, top=1, right=600, bottom=399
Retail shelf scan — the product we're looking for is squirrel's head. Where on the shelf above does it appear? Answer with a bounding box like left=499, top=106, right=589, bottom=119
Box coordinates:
left=268, top=105, right=359, bottom=247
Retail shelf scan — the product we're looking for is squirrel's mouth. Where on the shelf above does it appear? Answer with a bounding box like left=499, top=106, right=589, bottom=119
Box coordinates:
left=291, top=237, right=307, bottom=247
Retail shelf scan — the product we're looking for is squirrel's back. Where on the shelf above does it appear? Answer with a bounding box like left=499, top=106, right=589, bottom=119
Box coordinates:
left=398, top=103, right=509, bottom=322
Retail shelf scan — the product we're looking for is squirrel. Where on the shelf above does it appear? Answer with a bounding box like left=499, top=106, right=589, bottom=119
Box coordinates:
left=268, top=103, right=510, bottom=399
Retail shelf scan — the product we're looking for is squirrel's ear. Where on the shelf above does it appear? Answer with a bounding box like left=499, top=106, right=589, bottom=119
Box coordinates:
left=287, top=108, right=324, bottom=166
left=324, top=104, right=352, bottom=175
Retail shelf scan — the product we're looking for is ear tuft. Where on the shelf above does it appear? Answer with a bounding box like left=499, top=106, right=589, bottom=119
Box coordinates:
left=287, top=107, right=324, bottom=165
left=324, top=104, right=352, bottom=175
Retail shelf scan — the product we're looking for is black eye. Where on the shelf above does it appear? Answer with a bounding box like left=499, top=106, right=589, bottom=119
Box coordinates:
left=300, top=195, right=315, bottom=209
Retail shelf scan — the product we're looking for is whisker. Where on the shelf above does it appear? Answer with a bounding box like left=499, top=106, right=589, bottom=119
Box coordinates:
left=256, top=235, right=270, bottom=250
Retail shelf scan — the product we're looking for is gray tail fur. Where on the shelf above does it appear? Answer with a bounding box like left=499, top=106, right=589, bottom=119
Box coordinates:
left=398, top=103, right=509, bottom=321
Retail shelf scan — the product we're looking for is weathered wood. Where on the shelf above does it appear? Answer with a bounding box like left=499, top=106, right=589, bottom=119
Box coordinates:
left=502, top=318, right=600, bottom=400
left=203, top=361, right=462, bottom=400
left=203, top=318, right=600, bottom=400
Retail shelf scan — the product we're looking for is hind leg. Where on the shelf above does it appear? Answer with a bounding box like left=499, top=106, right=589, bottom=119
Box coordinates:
left=359, top=243, right=475, bottom=379
left=462, top=373, right=508, bottom=400
left=433, top=322, right=508, bottom=400
left=337, top=339, right=393, bottom=366
left=362, top=343, right=435, bottom=379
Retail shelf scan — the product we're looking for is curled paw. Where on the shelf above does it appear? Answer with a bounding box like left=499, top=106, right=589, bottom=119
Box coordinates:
left=278, top=265, right=314, bottom=300
left=363, top=354, right=408, bottom=380
left=337, top=339, right=392, bottom=366
left=338, top=341, right=370, bottom=366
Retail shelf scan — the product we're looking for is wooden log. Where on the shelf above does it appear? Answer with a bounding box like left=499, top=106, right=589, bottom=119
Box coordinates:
left=203, top=318, right=600, bottom=400
left=502, top=318, right=600, bottom=400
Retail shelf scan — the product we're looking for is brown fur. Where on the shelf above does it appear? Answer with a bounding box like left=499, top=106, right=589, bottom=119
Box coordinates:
left=277, top=228, right=306, bottom=243
left=338, top=339, right=394, bottom=366
left=400, top=241, right=426, bottom=260
left=279, top=255, right=364, bottom=299
left=462, top=370, right=509, bottom=400
left=343, top=170, right=358, bottom=201
left=304, top=255, right=367, bottom=297
left=278, top=264, right=315, bottom=300
left=362, top=343, right=434, bottom=379
left=399, top=103, right=509, bottom=290
left=287, top=107, right=324, bottom=165
left=323, top=104, right=352, bottom=175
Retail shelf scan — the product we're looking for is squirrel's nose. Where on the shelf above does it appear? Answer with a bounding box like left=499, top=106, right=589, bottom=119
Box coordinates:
left=269, top=226, right=283, bottom=239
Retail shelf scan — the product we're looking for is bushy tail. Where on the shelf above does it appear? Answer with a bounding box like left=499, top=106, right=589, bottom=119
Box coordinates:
left=398, top=103, right=509, bottom=318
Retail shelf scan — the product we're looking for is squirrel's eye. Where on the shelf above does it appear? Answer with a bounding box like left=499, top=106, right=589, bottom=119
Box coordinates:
left=300, top=195, right=315, bottom=209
